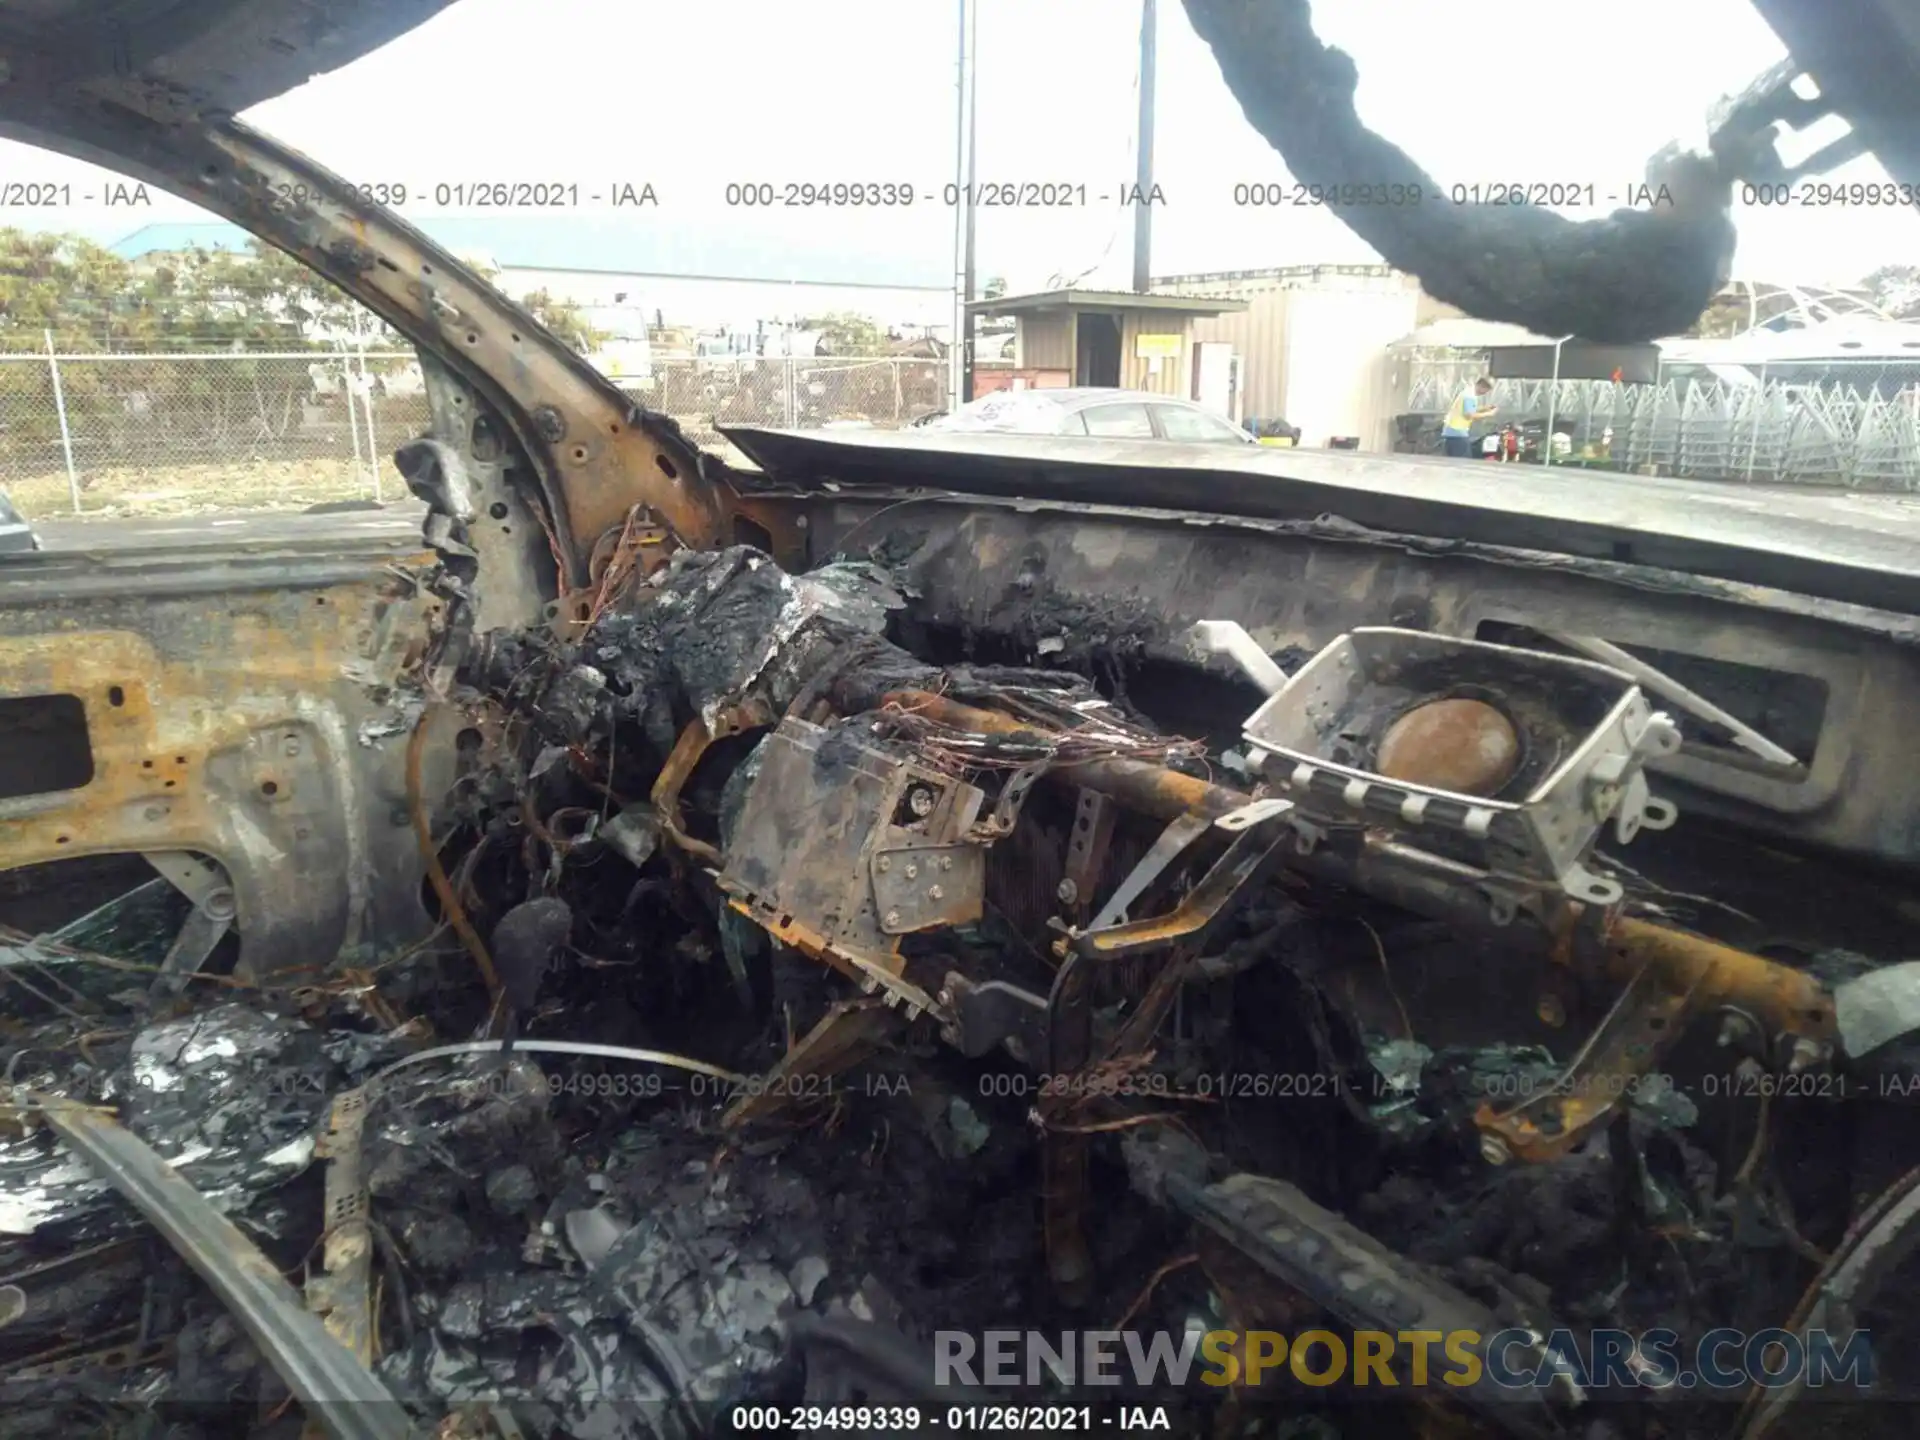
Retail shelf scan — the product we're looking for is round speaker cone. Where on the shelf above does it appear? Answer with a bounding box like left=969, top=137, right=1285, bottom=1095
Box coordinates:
left=1376, top=698, right=1520, bottom=797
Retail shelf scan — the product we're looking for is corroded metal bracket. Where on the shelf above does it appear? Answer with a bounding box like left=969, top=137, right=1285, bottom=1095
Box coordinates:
left=717, top=717, right=988, bottom=1021
left=1475, top=962, right=1702, bottom=1165
left=307, top=1088, right=375, bottom=1364
left=1070, top=805, right=1294, bottom=961
left=144, top=850, right=237, bottom=994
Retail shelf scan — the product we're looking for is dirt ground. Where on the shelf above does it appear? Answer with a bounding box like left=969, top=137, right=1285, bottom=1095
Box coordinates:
left=5, top=436, right=761, bottom=522
left=5, top=459, right=389, bottom=520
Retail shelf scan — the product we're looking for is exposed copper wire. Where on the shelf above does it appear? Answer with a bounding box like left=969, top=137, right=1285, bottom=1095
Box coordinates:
left=406, top=704, right=501, bottom=1005
left=587, top=506, right=644, bottom=624
left=76, top=1029, right=132, bottom=1065
left=875, top=698, right=1208, bottom=779
left=525, top=490, right=569, bottom=583
left=1110, top=1252, right=1200, bottom=1333
left=1039, top=1111, right=1187, bottom=1135
left=1357, top=917, right=1416, bottom=1042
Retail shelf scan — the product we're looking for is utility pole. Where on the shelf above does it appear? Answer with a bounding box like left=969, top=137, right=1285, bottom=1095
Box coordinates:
left=960, top=0, right=980, bottom=402
left=948, top=0, right=977, bottom=412
left=1132, top=0, right=1157, bottom=294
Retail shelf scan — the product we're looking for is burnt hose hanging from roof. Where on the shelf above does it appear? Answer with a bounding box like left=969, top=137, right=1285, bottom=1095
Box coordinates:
left=1180, top=0, right=1748, bottom=343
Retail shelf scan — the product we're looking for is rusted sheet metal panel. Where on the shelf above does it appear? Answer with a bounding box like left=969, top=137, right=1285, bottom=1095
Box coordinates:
left=0, top=547, right=444, bottom=970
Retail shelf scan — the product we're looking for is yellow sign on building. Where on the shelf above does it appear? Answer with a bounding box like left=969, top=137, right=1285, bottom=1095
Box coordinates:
left=1134, top=333, right=1182, bottom=359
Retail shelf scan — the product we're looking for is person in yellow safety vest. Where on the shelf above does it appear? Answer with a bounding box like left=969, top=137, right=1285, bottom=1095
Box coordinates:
left=1442, top=377, right=1499, bottom=458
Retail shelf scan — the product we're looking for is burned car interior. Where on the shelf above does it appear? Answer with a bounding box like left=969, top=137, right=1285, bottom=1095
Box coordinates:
left=7, top=2, right=1920, bottom=1439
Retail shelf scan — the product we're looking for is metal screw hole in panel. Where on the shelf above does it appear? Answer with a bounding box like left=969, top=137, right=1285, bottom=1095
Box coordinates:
left=261, top=781, right=278, bottom=797
left=489, top=502, right=509, bottom=520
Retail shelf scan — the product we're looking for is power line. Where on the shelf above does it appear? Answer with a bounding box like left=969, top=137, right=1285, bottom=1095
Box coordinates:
left=1049, top=14, right=1143, bottom=291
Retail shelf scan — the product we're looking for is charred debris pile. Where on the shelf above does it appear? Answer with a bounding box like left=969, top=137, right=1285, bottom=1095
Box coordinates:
left=6, top=543, right=1920, bottom=1439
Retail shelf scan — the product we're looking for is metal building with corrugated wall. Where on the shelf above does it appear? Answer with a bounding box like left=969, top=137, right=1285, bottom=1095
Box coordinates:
left=1153, top=265, right=1448, bottom=450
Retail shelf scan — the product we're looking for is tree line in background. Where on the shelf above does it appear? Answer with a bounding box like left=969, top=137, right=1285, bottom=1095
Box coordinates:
left=0, top=228, right=940, bottom=361
left=0, top=229, right=956, bottom=475
left=5, top=223, right=1911, bottom=361
left=0, top=227, right=602, bottom=354
left=0, top=228, right=591, bottom=472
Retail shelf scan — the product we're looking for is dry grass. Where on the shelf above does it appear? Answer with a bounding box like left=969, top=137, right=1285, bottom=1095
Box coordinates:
left=2, top=421, right=756, bottom=523
left=7, top=458, right=396, bottom=520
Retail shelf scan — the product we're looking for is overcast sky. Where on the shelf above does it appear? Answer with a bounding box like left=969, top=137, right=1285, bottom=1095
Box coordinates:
left=5, top=0, right=1915, bottom=292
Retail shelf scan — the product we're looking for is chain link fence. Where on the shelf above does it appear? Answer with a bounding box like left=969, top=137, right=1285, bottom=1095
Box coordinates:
left=1397, top=351, right=1920, bottom=490
left=0, top=351, right=427, bottom=518
left=624, top=356, right=947, bottom=453
left=0, top=350, right=947, bottom=519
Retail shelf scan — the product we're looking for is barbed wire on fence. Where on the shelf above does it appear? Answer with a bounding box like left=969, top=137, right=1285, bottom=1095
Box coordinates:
left=0, top=351, right=947, bottom=518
